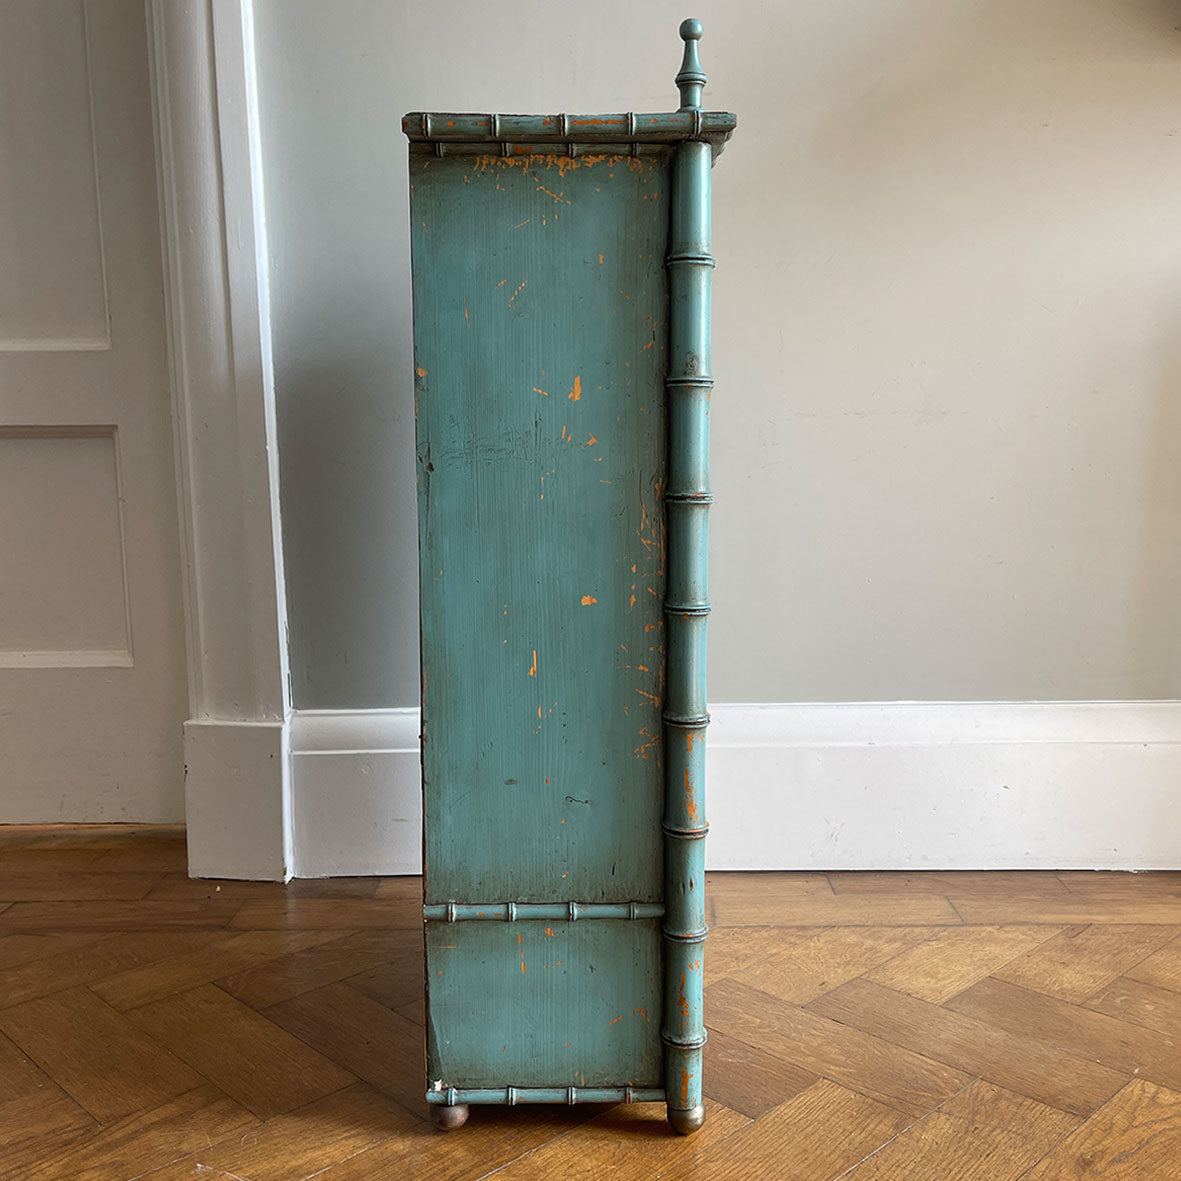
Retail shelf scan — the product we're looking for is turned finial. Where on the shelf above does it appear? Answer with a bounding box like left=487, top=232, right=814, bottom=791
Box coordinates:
left=675, top=18, right=706, bottom=110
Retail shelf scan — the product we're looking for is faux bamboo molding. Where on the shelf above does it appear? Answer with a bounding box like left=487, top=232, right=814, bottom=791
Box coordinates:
left=660, top=17, right=716, bottom=1138
left=423, top=902, right=665, bottom=922
left=406, top=18, right=733, bottom=1136
left=427, top=1086, right=666, bottom=1106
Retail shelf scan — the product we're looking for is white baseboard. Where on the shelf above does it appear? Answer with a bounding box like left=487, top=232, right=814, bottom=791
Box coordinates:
left=287, top=702, right=1181, bottom=875
left=184, top=719, right=290, bottom=880
left=289, top=709, right=421, bottom=877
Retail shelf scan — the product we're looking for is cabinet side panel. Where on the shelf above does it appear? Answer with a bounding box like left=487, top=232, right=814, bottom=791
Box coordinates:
left=426, top=919, right=662, bottom=1088
left=410, top=152, right=669, bottom=905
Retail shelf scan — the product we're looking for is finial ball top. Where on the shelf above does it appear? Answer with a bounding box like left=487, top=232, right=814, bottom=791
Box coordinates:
left=679, top=18, right=703, bottom=41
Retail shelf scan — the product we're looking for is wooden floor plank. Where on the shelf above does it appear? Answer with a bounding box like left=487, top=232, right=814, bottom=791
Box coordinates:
left=707, top=871, right=835, bottom=903
left=0, top=1086, right=97, bottom=1179
left=0, top=932, right=109, bottom=972
left=133, top=1159, right=241, bottom=1180
left=711, top=892, right=963, bottom=929
left=728, top=926, right=939, bottom=1004
left=950, top=896, right=1181, bottom=925
left=658, top=1078, right=912, bottom=1181
left=840, top=1079, right=1078, bottom=1180
left=1057, top=871, right=1181, bottom=897
left=335, top=941, right=427, bottom=1013
left=946, top=976, right=1181, bottom=1091
left=863, top=925, right=1061, bottom=1004
left=701, top=1028, right=819, bottom=1119
left=229, top=897, right=421, bottom=930
left=3, top=834, right=1179, bottom=1180
left=262, top=980, right=427, bottom=1116
left=313, top=1105, right=600, bottom=1181
left=1085, top=976, right=1181, bottom=1041
left=217, top=928, right=417, bottom=1010
left=1125, top=931, right=1181, bottom=992
left=196, top=1082, right=421, bottom=1180
left=147, top=874, right=383, bottom=901
left=0, top=931, right=224, bottom=1009
left=128, top=984, right=355, bottom=1119
left=0, top=987, right=206, bottom=1123
left=17, top=1084, right=257, bottom=1181
left=469, top=1097, right=748, bottom=1180
left=707, top=978, right=971, bottom=1118
left=0, top=872, right=162, bottom=902
left=89, top=928, right=345, bottom=1011
left=991, top=924, right=1178, bottom=1003
left=0, top=1027, right=56, bottom=1100
left=828, top=871, right=1070, bottom=898
left=806, top=978, right=1125, bottom=1116
left=0, top=899, right=241, bottom=932
left=1022, top=1079, right=1181, bottom=1180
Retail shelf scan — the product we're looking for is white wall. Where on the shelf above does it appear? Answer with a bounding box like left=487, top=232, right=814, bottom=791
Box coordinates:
left=255, top=0, right=1181, bottom=708
left=251, top=1, right=1181, bottom=870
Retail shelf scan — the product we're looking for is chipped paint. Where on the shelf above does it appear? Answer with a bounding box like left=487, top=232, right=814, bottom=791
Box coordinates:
left=580, top=595, right=597, bottom=606
left=569, top=376, right=582, bottom=401
left=528, top=649, right=538, bottom=677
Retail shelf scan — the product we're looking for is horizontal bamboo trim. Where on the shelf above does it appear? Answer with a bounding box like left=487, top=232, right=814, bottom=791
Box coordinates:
left=403, top=109, right=736, bottom=145
left=665, top=492, right=713, bottom=504
left=423, top=901, right=664, bottom=922
left=666, top=376, right=715, bottom=389
left=664, top=602, right=712, bottom=615
left=666, top=252, right=716, bottom=267
left=412, top=141, right=675, bottom=159
left=426, top=1086, right=665, bottom=1106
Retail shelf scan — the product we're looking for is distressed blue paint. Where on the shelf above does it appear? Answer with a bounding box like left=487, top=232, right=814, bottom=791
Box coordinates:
left=404, top=17, right=733, bottom=1129
left=426, top=920, right=662, bottom=1089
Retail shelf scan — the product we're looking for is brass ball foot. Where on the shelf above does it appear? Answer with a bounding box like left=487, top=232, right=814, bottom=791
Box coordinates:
left=431, top=1103, right=469, bottom=1131
left=667, top=1104, right=706, bottom=1134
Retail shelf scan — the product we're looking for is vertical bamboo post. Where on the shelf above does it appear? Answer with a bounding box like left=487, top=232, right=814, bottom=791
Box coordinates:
left=662, top=16, right=713, bottom=1137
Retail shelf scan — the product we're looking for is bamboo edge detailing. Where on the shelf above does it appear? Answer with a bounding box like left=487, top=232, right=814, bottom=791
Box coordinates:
left=408, top=17, right=733, bottom=1134
left=661, top=17, right=714, bottom=1137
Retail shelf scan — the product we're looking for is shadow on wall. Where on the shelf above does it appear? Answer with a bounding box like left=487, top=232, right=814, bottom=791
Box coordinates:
left=277, top=342, right=420, bottom=710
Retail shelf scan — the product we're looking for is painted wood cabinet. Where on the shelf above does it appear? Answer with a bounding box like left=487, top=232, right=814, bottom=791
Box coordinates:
left=403, top=20, right=734, bottom=1134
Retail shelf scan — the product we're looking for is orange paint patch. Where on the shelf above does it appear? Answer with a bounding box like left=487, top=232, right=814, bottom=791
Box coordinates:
left=508, top=280, right=527, bottom=306
left=586, top=434, right=598, bottom=446
left=598, top=252, right=604, bottom=264
left=517, top=932, right=524, bottom=945
left=545, top=927, right=555, bottom=936
left=415, top=366, right=428, bottom=377
left=569, top=376, right=582, bottom=401
left=521, top=962, right=527, bottom=974
left=633, top=1007, right=650, bottom=1022
left=608, top=1015, right=624, bottom=1026
left=580, top=595, right=597, bottom=606
left=528, top=649, right=537, bottom=677
left=533, top=387, right=550, bottom=397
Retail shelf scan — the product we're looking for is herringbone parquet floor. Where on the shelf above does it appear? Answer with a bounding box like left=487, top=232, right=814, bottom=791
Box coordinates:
left=1, top=825, right=1179, bottom=1179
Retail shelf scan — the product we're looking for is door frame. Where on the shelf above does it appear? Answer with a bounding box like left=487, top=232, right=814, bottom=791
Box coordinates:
left=145, top=0, right=291, bottom=879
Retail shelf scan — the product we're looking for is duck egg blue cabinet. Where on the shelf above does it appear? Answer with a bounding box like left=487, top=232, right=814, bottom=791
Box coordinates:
left=403, top=19, right=734, bottom=1134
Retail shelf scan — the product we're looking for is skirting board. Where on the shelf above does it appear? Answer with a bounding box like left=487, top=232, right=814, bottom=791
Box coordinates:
left=185, top=718, right=290, bottom=881
left=288, top=702, right=1181, bottom=876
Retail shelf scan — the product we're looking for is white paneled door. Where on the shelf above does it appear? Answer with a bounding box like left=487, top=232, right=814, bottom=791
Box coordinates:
left=0, top=1, right=186, bottom=820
